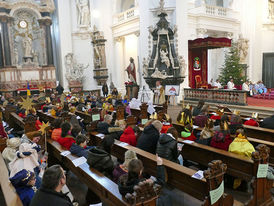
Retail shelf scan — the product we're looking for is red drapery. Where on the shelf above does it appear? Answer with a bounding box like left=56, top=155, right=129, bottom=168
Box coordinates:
left=188, top=37, right=231, bottom=88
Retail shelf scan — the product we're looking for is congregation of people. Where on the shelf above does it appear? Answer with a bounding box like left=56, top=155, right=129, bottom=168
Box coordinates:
left=0, top=88, right=274, bottom=206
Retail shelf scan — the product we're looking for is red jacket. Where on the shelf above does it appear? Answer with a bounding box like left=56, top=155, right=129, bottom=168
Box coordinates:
left=244, top=119, right=259, bottom=127
left=35, top=119, right=42, bottom=130
left=120, top=126, right=137, bottom=146
left=57, top=135, right=76, bottom=150
left=160, top=124, right=172, bottom=134
left=210, top=132, right=233, bottom=151
left=0, top=122, right=7, bottom=138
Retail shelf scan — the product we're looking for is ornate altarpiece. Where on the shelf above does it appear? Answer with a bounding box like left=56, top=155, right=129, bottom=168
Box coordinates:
left=0, top=0, right=56, bottom=95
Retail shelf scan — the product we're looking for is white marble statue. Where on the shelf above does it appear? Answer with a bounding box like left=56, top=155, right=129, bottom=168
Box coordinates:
left=151, top=68, right=168, bottom=79
left=142, top=57, right=148, bottom=77
left=160, top=49, right=170, bottom=68
left=178, top=56, right=187, bottom=76
left=23, top=36, right=32, bottom=57
left=65, top=53, right=88, bottom=82
left=32, top=50, right=39, bottom=65
left=238, top=34, right=249, bottom=64
left=76, top=0, right=91, bottom=27
left=14, top=48, right=18, bottom=66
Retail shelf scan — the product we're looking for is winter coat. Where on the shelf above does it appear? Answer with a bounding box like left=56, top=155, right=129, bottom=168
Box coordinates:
left=210, top=131, right=233, bottom=151
left=70, top=144, right=94, bottom=159
left=30, top=187, right=73, bottom=206
left=120, top=126, right=137, bottom=146
left=118, top=165, right=165, bottom=196
left=192, top=107, right=202, bottom=116
left=260, top=115, right=274, bottom=130
left=97, top=122, right=110, bottom=134
left=87, top=147, right=114, bottom=178
left=137, top=124, right=160, bottom=154
left=57, top=135, right=75, bottom=150
left=0, top=122, right=7, bottom=138
left=112, top=165, right=128, bottom=183
left=51, top=128, right=62, bottom=141
left=244, top=119, right=259, bottom=127
left=194, top=114, right=208, bottom=128
left=156, top=133, right=179, bottom=163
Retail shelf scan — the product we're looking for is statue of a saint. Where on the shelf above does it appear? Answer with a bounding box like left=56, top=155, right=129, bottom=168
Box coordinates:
left=178, top=56, right=186, bottom=76
left=32, top=50, right=39, bottom=66
left=160, top=49, right=170, bottom=68
left=126, top=57, right=137, bottom=83
left=142, top=57, right=148, bottom=77
left=238, top=35, right=249, bottom=64
left=23, top=36, right=32, bottom=57
left=76, top=0, right=91, bottom=27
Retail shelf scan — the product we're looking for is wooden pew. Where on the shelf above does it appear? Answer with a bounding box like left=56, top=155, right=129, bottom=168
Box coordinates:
left=173, top=122, right=274, bottom=165
left=47, top=139, right=128, bottom=206
left=89, top=132, right=234, bottom=206
left=0, top=153, right=23, bottom=206
left=178, top=140, right=273, bottom=206
left=243, top=125, right=274, bottom=143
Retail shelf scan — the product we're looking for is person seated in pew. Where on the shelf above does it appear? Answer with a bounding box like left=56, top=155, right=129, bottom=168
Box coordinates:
left=213, top=114, right=229, bottom=131
left=118, top=155, right=169, bottom=205
left=21, top=131, right=42, bottom=146
left=30, top=165, right=73, bottom=206
left=197, top=119, right=214, bottom=146
left=260, top=115, right=274, bottom=130
left=229, top=112, right=243, bottom=135
left=210, top=108, right=224, bottom=126
left=192, top=100, right=204, bottom=117
left=210, top=121, right=233, bottom=151
left=9, top=139, right=42, bottom=188
left=177, top=106, right=193, bottom=126
left=113, top=150, right=138, bottom=183
left=87, top=135, right=115, bottom=178
left=51, top=118, right=63, bottom=141
left=27, top=108, right=42, bottom=130
left=57, top=122, right=76, bottom=150
left=97, top=114, right=113, bottom=134
left=229, top=128, right=255, bottom=158
left=243, top=112, right=259, bottom=127
left=10, top=169, right=36, bottom=206
left=180, top=124, right=197, bottom=141
left=193, top=105, right=209, bottom=127
left=156, top=127, right=180, bottom=163
left=2, top=137, right=21, bottom=166
left=160, top=114, right=172, bottom=134
left=137, top=120, right=163, bottom=154
left=70, top=134, right=93, bottom=159
left=120, top=125, right=140, bottom=146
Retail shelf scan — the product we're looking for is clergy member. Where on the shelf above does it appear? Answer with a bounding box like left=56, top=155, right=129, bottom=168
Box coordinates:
left=227, top=79, right=236, bottom=90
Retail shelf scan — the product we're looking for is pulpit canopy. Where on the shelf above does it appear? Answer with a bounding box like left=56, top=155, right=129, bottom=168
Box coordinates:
left=188, top=37, right=231, bottom=49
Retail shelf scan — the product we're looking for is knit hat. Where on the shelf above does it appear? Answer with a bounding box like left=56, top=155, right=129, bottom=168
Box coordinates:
left=123, top=150, right=137, bottom=170
left=152, top=120, right=163, bottom=131
left=10, top=169, right=34, bottom=187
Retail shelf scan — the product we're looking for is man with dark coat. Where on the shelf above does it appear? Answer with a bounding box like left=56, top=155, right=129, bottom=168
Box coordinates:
left=260, top=115, right=274, bottom=130
left=137, top=120, right=163, bottom=154
left=30, top=165, right=73, bottom=206
left=56, top=81, right=64, bottom=95
left=102, top=82, right=108, bottom=97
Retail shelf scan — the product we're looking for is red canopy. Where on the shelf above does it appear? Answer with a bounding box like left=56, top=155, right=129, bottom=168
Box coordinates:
left=188, top=37, right=231, bottom=49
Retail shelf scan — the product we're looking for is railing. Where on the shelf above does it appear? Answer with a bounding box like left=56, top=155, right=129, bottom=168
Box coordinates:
left=113, top=7, right=139, bottom=25
left=205, top=5, right=227, bottom=16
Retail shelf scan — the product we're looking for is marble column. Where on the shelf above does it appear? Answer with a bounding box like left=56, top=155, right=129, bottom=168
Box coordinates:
left=0, top=17, right=12, bottom=67
left=39, top=19, right=54, bottom=66
left=0, top=34, right=4, bottom=67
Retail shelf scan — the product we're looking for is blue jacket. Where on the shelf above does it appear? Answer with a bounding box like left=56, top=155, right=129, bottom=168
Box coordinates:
left=70, top=143, right=94, bottom=159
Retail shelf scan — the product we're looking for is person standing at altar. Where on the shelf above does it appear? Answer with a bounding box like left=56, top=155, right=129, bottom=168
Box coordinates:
left=102, top=82, right=108, bottom=97
left=213, top=79, right=222, bottom=89
left=227, top=79, right=236, bottom=90
left=126, top=57, right=137, bottom=83
left=154, top=81, right=164, bottom=104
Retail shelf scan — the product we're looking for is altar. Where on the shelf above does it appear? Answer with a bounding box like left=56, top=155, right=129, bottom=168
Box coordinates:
left=184, top=88, right=247, bottom=105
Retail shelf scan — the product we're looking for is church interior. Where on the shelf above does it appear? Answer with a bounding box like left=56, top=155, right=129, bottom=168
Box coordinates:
left=0, top=0, right=273, bottom=206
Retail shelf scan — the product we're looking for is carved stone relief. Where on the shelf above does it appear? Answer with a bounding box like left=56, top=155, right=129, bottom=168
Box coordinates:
left=65, top=53, right=88, bottom=83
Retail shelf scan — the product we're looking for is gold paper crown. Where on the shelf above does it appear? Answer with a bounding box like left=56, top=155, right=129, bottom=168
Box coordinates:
left=185, top=104, right=190, bottom=110
left=46, top=97, right=51, bottom=103
left=233, top=110, right=240, bottom=115
left=252, top=112, right=258, bottom=119
left=164, top=114, right=171, bottom=121
left=150, top=112, right=158, bottom=120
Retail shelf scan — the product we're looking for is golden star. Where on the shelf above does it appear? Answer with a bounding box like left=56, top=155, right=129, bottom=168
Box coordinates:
left=39, top=121, right=50, bottom=135
left=19, top=96, right=34, bottom=111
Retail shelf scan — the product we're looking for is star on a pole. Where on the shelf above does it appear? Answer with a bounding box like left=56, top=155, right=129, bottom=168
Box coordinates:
left=39, top=121, right=50, bottom=135
left=19, top=96, right=34, bottom=111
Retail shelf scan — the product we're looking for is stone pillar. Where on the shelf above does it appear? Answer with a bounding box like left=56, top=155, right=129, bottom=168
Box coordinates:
left=0, top=33, right=4, bottom=67
left=0, top=16, right=12, bottom=67
left=39, top=19, right=54, bottom=66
